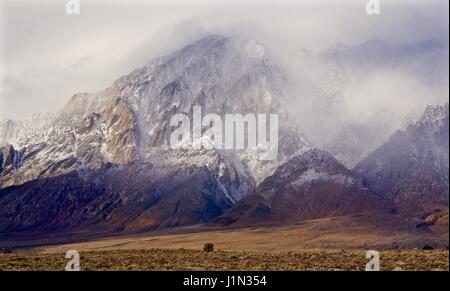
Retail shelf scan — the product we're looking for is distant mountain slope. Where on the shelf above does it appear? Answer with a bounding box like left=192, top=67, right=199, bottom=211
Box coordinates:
left=355, top=103, right=449, bottom=217
left=214, top=149, right=384, bottom=227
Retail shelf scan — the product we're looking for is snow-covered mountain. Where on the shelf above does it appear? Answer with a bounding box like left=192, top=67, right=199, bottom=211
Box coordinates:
left=0, top=35, right=310, bottom=233
left=0, top=35, right=447, bottom=237
left=355, top=103, right=449, bottom=217
left=0, top=149, right=258, bottom=233
left=1, top=35, right=310, bottom=188
left=214, top=149, right=384, bottom=227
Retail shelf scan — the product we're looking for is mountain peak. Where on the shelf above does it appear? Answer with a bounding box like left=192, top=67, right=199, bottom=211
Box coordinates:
left=418, top=103, right=449, bottom=125
left=0, top=35, right=309, bottom=191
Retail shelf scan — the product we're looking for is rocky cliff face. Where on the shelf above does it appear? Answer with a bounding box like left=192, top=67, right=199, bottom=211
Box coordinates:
left=0, top=145, right=22, bottom=174
left=0, top=97, right=140, bottom=189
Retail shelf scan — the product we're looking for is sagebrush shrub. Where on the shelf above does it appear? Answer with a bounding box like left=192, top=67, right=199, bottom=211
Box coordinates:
left=203, top=243, right=214, bottom=252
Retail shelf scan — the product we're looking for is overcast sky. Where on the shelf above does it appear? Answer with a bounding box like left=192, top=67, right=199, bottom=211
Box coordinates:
left=0, top=0, right=448, bottom=119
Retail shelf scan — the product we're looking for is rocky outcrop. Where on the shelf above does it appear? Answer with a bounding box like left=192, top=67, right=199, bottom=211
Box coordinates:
left=0, top=145, right=22, bottom=174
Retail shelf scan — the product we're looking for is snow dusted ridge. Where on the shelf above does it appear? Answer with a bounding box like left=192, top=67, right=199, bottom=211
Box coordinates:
left=417, top=103, right=449, bottom=127
left=290, top=168, right=357, bottom=189
left=1, top=35, right=446, bottom=198
left=267, top=149, right=363, bottom=190
left=213, top=148, right=381, bottom=227
left=0, top=113, right=56, bottom=148
left=355, top=103, right=449, bottom=215
left=0, top=35, right=310, bottom=193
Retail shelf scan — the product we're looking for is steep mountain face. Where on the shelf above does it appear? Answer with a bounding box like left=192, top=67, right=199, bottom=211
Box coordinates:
left=0, top=98, right=141, bottom=189
left=0, top=145, right=22, bottom=174
left=0, top=35, right=309, bottom=189
left=0, top=35, right=309, bottom=234
left=214, top=149, right=383, bottom=227
left=355, top=104, right=449, bottom=217
left=63, top=35, right=308, bottom=151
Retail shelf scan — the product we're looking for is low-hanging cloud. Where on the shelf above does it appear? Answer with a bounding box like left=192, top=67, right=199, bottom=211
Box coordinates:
left=0, top=0, right=448, bottom=132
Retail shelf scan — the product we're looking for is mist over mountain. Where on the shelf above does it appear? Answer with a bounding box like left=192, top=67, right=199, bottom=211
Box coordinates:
left=0, top=33, right=448, bottom=246
left=355, top=103, right=449, bottom=218
left=2, top=0, right=448, bottom=120
left=289, top=38, right=449, bottom=167
left=0, top=35, right=309, bottom=233
left=214, top=103, right=449, bottom=230
left=1, top=35, right=309, bottom=185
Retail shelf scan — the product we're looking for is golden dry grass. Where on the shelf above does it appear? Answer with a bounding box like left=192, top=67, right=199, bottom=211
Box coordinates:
left=0, top=249, right=448, bottom=271
left=1, top=216, right=447, bottom=271
left=32, top=216, right=448, bottom=254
